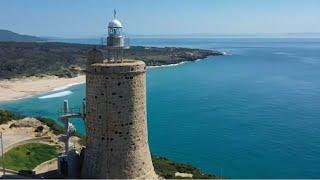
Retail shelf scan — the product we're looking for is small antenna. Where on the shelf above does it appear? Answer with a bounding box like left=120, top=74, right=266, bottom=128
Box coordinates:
left=114, top=9, right=116, bottom=19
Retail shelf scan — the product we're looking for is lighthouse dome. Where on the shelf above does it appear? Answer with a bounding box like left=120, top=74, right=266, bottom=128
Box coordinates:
left=108, top=19, right=122, bottom=28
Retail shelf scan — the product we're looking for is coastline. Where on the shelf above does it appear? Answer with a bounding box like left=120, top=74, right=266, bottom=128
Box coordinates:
left=0, top=75, right=85, bottom=102
left=0, top=54, right=223, bottom=103
left=0, top=61, right=182, bottom=102
left=147, top=60, right=188, bottom=69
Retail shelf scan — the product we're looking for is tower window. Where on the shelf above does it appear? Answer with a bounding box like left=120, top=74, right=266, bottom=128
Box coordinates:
left=118, top=82, right=121, bottom=86
left=112, top=92, right=116, bottom=95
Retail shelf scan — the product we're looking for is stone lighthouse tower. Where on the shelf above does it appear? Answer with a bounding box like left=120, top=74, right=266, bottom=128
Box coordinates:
left=81, top=11, right=157, bottom=179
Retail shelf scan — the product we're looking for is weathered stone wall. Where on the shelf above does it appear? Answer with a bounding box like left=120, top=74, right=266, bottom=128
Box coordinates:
left=82, top=60, right=156, bottom=179
left=86, top=47, right=104, bottom=67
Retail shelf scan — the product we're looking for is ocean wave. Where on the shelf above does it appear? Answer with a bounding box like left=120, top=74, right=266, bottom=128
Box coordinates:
left=147, top=61, right=189, bottom=69
left=273, top=52, right=291, bottom=55
left=147, top=52, right=227, bottom=69
left=301, top=57, right=319, bottom=65
left=38, top=90, right=73, bottom=99
left=51, top=82, right=85, bottom=92
left=221, top=51, right=229, bottom=55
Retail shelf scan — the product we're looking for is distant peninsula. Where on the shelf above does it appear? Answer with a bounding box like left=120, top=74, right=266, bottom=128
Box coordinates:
left=0, top=41, right=223, bottom=79
left=0, top=39, right=223, bottom=102
left=0, top=30, right=46, bottom=42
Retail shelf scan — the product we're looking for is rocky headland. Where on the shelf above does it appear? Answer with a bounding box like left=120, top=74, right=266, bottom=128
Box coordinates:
left=0, top=42, right=223, bottom=102
left=0, top=41, right=223, bottom=79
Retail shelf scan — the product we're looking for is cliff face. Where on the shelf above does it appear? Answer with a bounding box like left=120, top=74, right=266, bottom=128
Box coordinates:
left=0, top=42, right=222, bottom=79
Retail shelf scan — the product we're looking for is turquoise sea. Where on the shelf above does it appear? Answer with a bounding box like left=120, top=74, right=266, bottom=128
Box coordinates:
left=1, top=38, right=320, bottom=178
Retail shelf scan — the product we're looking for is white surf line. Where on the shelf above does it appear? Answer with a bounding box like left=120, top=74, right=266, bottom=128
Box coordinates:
left=38, top=90, right=73, bottom=99
left=221, top=51, right=229, bottom=55
left=51, top=81, right=85, bottom=92
left=147, top=61, right=188, bottom=69
left=147, top=51, right=228, bottom=69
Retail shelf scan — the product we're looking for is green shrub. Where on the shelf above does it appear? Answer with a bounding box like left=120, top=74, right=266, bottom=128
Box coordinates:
left=36, top=117, right=64, bottom=135
left=0, top=109, right=24, bottom=124
left=34, top=125, right=44, bottom=133
left=152, top=156, right=217, bottom=179
left=36, top=116, right=85, bottom=145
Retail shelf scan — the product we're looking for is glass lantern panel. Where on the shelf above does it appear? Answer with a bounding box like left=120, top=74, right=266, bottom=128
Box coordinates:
left=108, top=28, right=122, bottom=36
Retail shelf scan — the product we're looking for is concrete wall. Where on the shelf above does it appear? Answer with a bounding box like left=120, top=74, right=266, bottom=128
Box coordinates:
left=82, top=60, right=156, bottom=179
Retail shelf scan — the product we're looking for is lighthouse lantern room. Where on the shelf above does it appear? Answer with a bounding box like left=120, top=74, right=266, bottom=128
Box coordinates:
left=106, top=10, right=129, bottom=62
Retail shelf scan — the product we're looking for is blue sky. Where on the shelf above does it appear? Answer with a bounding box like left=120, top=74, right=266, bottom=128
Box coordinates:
left=0, top=0, right=320, bottom=38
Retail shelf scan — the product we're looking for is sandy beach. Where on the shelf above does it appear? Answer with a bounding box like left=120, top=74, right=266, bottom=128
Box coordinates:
left=0, top=75, right=85, bottom=102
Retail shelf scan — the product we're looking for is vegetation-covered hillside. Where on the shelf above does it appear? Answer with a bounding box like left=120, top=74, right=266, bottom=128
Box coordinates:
left=152, top=156, right=218, bottom=179
left=0, top=42, right=222, bottom=79
left=0, top=109, right=24, bottom=124
left=0, top=30, right=45, bottom=42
